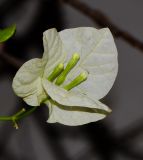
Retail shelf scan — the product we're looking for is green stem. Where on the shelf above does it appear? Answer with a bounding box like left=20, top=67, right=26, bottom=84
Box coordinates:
left=0, top=106, right=38, bottom=121
left=13, top=108, right=26, bottom=117
left=0, top=116, right=13, bottom=121
left=16, top=106, right=37, bottom=120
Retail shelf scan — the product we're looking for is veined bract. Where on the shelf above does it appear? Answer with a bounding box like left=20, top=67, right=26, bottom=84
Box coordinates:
left=12, top=27, right=118, bottom=126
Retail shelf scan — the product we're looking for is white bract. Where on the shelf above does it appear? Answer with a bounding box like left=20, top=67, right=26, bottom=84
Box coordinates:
left=12, top=27, right=118, bottom=126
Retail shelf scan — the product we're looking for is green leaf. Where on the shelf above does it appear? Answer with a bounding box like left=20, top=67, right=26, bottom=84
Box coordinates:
left=0, top=24, right=16, bottom=43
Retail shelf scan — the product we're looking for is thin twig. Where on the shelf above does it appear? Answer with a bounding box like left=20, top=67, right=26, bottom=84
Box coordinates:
left=0, top=0, right=143, bottom=68
left=118, top=118, right=143, bottom=141
left=0, top=106, right=38, bottom=129
left=0, top=44, right=23, bottom=68
left=62, top=0, right=143, bottom=53
left=0, top=52, right=23, bottom=68
left=1, top=0, right=143, bottom=68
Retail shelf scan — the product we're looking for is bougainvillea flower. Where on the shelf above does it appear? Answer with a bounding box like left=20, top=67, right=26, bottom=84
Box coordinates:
left=12, top=27, right=118, bottom=126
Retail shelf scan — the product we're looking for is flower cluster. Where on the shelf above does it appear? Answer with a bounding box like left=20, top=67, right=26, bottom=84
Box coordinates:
left=12, top=27, right=118, bottom=126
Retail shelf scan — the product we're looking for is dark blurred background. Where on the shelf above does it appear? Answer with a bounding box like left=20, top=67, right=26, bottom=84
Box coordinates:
left=0, top=0, right=143, bottom=160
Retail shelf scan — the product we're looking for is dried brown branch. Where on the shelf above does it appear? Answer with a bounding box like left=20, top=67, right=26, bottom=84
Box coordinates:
left=62, top=0, right=143, bottom=53
left=118, top=118, right=143, bottom=141
left=1, top=0, right=143, bottom=69
left=0, top=44, right=22, bottom=69
left=0, top=53, right=23, bottom=69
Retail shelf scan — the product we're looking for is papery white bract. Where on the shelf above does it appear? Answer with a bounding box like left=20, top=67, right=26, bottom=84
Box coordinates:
left=59, top=28, right=118, bottom=100
left=43, top=79, right=111, bottom=126
left=12, top=27, right=118, bottom=126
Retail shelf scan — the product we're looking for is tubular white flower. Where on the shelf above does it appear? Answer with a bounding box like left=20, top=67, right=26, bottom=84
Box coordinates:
left=12, top=27, right=118, bottom=126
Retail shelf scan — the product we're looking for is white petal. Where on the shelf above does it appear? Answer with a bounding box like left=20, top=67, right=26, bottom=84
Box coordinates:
left=46, top=101, right=107, bottom=126
left=42, top=28, right=66, bottom=77
left=12, top=58, right=47, bottom=106
left=42, top=79, right=111, bottom=112
left=59, top=27, right=118, bottom=100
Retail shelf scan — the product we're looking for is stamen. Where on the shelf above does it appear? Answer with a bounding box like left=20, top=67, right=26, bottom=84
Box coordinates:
left=48, top=63, right=64, bottom=82
left=55, top=53, right=80, bottom=85
left=64, top=72, right=88, bottom=91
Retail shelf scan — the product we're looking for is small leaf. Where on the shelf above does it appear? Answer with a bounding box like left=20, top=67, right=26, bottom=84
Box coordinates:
left=0, top=24, right=16, bottom=43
